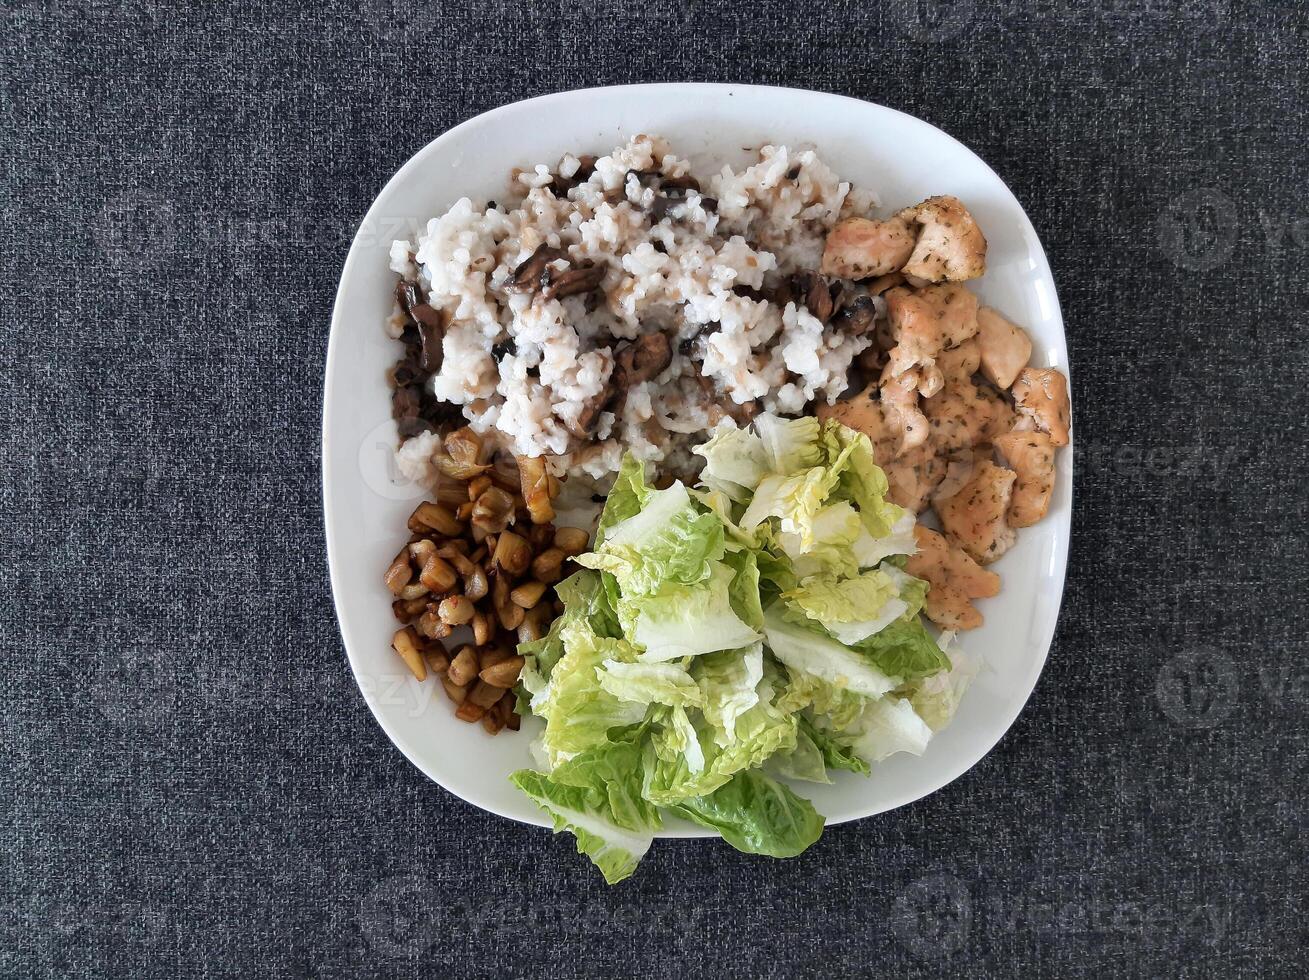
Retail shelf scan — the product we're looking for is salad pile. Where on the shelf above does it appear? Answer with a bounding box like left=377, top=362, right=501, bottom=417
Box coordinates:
left=511, top=415, right=977, bottom=882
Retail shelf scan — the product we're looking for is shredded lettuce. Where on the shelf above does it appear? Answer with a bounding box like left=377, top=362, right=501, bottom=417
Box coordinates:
left=511, top=415, right=977, bottom=883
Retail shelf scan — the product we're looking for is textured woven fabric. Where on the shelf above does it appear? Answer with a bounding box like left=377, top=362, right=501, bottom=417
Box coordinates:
left=4, top=1, right=1308, bottom=976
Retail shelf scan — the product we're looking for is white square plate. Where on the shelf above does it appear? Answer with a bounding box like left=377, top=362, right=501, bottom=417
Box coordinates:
left=323, top=83, right=1072, bottom=834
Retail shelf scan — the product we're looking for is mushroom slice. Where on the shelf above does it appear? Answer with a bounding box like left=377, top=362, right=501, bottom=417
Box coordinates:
left=882, top=444, right=947, bottom=513
left=542, top=262, right=606, bottom=300
left=820, top=216, right=917, bottom=280
left=894, top=195, right=987, bottom=283
left=879, top=363, right=931, bottom=457
left=884, top=283, right=980, bottom=384
left=613, top=332, right=672, bottom=386
left=508, top=244, right=568, bottom=292
left=975, top=306, right=1033, bottom=389
left=935, top=459, right=1018, bottom=564
left=994, top=430, right=1056, bottom=527
left=815, top=382, right=897, bottom=465
left=1010, top=367, right=1071, bottom=446
left=905, top=525, right=1001, bottom=631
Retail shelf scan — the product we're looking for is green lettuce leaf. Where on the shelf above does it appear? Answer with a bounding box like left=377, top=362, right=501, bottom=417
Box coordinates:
left=597, top=659, right=703, bottom=708
left=691, top=487, right=762, bottom=550
left=722, top=548, right=765, bottom=631
left=767, top=721, right=833, bottom=783
left=754, top=413, right=825, bottom=474
left=775, top=665, right=869, bottom=729
left=691, top=642, right=764, bottom=745
left=595, top=453, right=654, bottom=545
left=779, top=500, right=864, bottom=579
left=739, top=468, right=835, bottom=551
left=849, top=615, right=948, bottom=681
left=782, top=568, right=905, bottom=645
left=851, top=510, right=920, bottom=568
left=820, top=421, right=904, bottom=539
left=666, top=770, right=825, bottom=857
left=845, top=696, right=934, bottom=762
left=754, top=544, right=799, bottom=597
left=799, top=714, right=870, bottom=776
left=643, top=667, right=796, bottom=804
left=693, top=423, right=770, bottom=499
left=908, top=637, right=979, bottom=731
left=627, top=561, right=763, bottom=662
left=510, top=736, right=661, bottom=885
left=533, top=618, right=648, bottom=767
left=762, top=604, right=900, bottom=699
left=578, top=488, right=726, bottom=597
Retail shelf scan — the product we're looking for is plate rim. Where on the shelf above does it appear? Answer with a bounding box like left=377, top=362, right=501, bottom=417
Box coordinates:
left=323, top=81, right=1072, bottom=837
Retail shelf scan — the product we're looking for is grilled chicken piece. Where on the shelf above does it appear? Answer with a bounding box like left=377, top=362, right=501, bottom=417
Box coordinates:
left=883, top=444, right=947, bottom=513
left=923, top=376, right=1007, bottom=454
left=975, top=306, right=1033, bottom=389
left=884, top=284, right=980, bottom=383
left=820, top=216, right=917, bottom=280
left=931, top=445, right=991, bottom=505
left=815, top=383, right=898, bottom=465
left=895, top=195, right=987, bottom=283
left=879, top=363, right=931, bottom=457
left=936, top=337, right=980, bottom=382
left=994, top=430, right=1056, bottom=527
left=936, top=460, right=1018, bottom=564
left=905, top=525, right=1001, bottom=630
left=1011, top=367, right=1071, bottom=446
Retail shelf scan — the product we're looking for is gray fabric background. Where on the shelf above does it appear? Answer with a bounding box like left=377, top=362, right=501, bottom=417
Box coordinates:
left=3, top=0, right=1307, bottom=977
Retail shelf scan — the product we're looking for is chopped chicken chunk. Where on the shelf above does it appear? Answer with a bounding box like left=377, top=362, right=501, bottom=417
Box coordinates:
left=1010, top=367, right=1071, bottom=446
left=936, top=337, right=980, bottom=381
left=884, top=283, right=980, bottom=382
left=905, top=525, right=1001, bottom=630
left=820, top=216, right=916, bottom=280
left=883, top=444, right=947, bottom=513
left=879, top=363, right=931, bottom=456
left=977, top=382, right=1017, bottom=441
left=815, top=382, right=897, bottom=465
left=936, top=460, right=1018, bottom=564
left=895, top=195, right=987, bottom=283
left=931, top=445, right=991, bottom=504
left=994, top=430, right=1056, bottom=527
left=923, top=376, right=1009, bottom=453
left=975, top=306, right=1033, bottom=389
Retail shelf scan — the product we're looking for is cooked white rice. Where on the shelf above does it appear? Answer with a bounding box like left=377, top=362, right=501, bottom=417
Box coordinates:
left=388, top=135, right=881, bottom=481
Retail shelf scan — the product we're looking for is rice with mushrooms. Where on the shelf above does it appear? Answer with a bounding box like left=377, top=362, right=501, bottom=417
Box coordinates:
left=387, top=135, right=883, bottom=481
